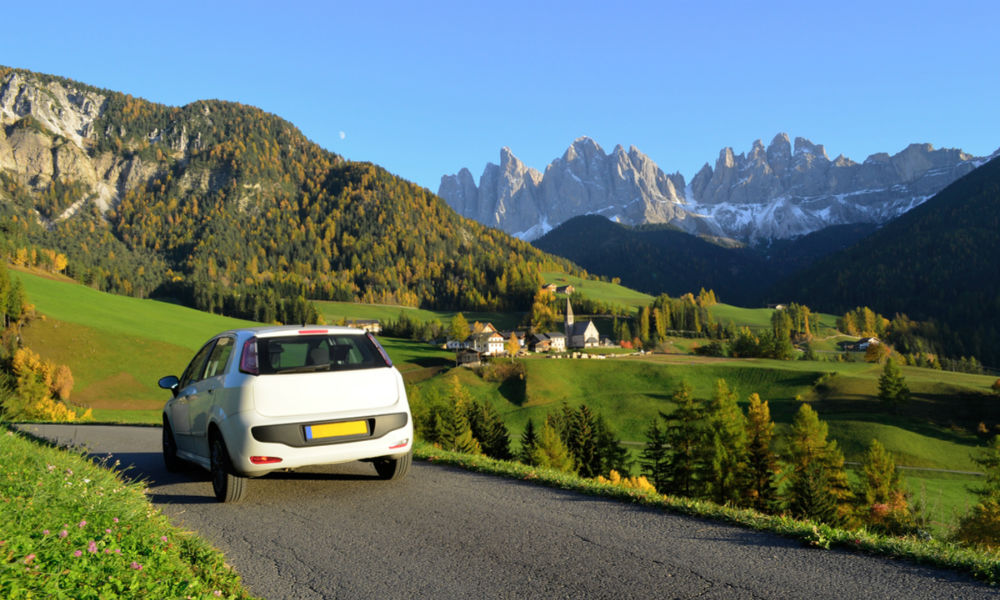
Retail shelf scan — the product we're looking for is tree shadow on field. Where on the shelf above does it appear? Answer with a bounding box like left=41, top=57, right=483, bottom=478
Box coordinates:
left=498, top=375, right=527, bottom=406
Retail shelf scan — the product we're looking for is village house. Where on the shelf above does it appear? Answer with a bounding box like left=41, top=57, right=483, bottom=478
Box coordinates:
left=468, top=329, right=505, bottom=356
left=346, top=319, right=382, bottom=334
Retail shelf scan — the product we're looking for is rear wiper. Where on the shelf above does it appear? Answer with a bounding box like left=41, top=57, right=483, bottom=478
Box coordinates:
left=275, top=365, right=330, bottom=374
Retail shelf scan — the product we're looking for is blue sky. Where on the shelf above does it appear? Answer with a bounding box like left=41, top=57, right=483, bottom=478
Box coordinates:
left=2, top=1, right=997, bottom=191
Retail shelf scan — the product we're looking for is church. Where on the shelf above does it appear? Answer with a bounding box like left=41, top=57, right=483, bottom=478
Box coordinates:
left=564, top=298, right=600, bottom=349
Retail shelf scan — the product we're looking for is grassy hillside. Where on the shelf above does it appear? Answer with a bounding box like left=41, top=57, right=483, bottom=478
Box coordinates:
left=540, top=271, right=653, bottom=311
left=315, top=300, right=523, bottom=331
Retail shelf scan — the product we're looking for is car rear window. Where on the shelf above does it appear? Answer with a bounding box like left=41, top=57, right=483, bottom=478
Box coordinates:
left=255, top=334, right=388, bottom=374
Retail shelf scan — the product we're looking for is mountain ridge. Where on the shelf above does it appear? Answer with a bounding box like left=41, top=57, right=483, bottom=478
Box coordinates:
left=0, top=65, right=576, bottom=318
left=441, top=135, right=997, bottom=243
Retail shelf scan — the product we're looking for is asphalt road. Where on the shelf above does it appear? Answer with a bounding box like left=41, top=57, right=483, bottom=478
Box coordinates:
left=17, top=424, right=998, bottom=600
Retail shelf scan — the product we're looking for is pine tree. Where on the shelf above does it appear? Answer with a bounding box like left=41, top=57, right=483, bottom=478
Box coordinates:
left=641, top=418, right=670, bottom=492
left=744, top=393, right=779, bottom=512
left=519, top=419, right=539, bottom=465
left=703, top=379, right=748, bottom=506
left=662, top=382, right=709, bottom=498
left=878, top=359, right=910, bottom=413
left=532, top=420, right=575, bottom=473
left=465, top=399, right=512, bottom=460
left=856, top=439, right=913, bottom=534
left=784, top=404, right=853, bottom=525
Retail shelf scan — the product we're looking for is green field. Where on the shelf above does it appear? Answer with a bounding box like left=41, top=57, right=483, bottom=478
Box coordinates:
left=315, top=299, right=522, bottom=331
left=541, top=271, right=653, bottom=311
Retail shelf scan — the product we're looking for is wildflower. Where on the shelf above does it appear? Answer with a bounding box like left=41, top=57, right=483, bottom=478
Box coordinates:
left=161, top=536, right=168, bottom=543
left=106, top=529, right=112, bottom=534
left=130, top=561, right=143, bottom=570
left=113, top=517, right=119, bottom=523
left=65, top=468, right=73, bottom=476
left=59, top=530, right=68, bottom=538
left=214, top=591, right=223, bottom=597
left=47, top=464, right=55, bottom=471
left=83, top=478, right=90, bottom=484
left=23, top=554, right=36, bottom=565
left=78, top=520, right=87, bottom=528
left=88, top=541, right=98, bottom=554
left=43, top=530, right=50, bottom=536
left=73, top=550, right=82, bottom=557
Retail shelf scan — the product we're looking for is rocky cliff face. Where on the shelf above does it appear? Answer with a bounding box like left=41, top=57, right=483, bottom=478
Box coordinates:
left=440, top=134, right=997, bottom=243
left=440, top=138, right=721, bottom=240
left=0, top=70, right=220, bottom=225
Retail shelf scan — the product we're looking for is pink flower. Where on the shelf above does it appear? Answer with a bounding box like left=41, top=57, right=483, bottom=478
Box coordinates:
left=73, top=550, right=82, bottom=557
left=130, top=561, right=143, bottom=570
left=59, top=530, right=68, bottom=538
left=161, top=536, right=168, bottom=543
left=78, top=520, right=87, bottom=528
left=87, top=540, right=97, bottom=554
left=23, top=554, right=36, bottom=565
left=106, top=529, right=112, bottom=534
left=113, top=517, right=119, bottom=523
left=42, top=530, right=50, bottom=535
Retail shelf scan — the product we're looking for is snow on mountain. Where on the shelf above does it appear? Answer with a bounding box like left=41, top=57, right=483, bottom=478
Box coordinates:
left=439, top=134, right=999, bottom=244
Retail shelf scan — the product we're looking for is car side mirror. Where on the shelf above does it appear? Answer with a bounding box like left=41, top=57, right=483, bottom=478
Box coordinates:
left=158, top=375, right=180, bottom=397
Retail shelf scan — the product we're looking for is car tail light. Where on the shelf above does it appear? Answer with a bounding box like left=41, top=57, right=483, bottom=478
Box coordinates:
left=240, top=337, right=260, bottom=375
left=388, top=438, right=409, bottom=450
left=367, top=332, right=393, bottom=367
left=250, top=456, right=283, bottom=465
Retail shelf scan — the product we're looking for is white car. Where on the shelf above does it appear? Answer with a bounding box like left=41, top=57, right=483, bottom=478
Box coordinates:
left=158, top=325, right=413, bottom=502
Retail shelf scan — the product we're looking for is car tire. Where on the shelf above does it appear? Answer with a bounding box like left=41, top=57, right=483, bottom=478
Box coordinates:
left=374, top=450, right=412, bottom=480
left=162, top=418, right=184, bottom=473
left=210, top=434, right=247, bottom=502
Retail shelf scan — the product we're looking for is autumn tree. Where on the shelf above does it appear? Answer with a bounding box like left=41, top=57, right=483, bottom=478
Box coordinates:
left=449, top=312, right=470, bottom=342
left=702, top=379, right=748, bottom=506
left=744, top=393, right=779, bottom=512
left=855, top=439, right=915, bottom=534
left=531, top=420, right=574, bottom=473
left=784, top=404, right=853, bottom=526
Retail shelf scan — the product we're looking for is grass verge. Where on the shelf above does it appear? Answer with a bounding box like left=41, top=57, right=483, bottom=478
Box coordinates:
left=413, top=441, right=1000, bottom=586
left=0, top=425, right=257, bottom=599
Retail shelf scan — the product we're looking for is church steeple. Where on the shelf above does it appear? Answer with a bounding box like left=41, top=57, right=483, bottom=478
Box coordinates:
left=565, top=297, right=574, bottom=333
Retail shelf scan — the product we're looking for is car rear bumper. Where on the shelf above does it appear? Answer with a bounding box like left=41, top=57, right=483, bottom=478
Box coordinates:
left=220, top=411, right=413, bottom=476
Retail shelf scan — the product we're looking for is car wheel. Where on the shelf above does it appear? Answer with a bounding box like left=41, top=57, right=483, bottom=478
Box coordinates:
left=210, top=434, right=247, bottom=502
left=162, top=418, right=184, bottom=473
left=374, top=450, right=412, bottom=480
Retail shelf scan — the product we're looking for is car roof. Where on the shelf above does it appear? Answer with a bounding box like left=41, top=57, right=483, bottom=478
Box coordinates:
left=217, top=325, right=368, bottom=338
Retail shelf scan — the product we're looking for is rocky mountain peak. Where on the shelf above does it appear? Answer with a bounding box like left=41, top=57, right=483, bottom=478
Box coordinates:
left=440, top=133, right=994, bottom=244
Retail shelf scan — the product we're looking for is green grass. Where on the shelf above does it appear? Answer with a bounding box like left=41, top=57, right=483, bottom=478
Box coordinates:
left=16, top=270, right=255, bottom=351
left=315, top=300, right=522, bottom=331
left=540, top=271, right=653, bottom=310
left=0, top=426, right=257, bottom=599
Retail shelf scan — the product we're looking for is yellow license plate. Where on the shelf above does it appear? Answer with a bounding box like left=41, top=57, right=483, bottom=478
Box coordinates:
left=306, top=420, right=368, bottom=440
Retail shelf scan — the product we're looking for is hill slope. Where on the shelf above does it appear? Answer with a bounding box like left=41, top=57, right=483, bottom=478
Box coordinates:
left=532, top=215, right=876, bottom=305
left=0, top=66, right=576, bottom=318
left=772, top=156, right=1000, bottom=365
